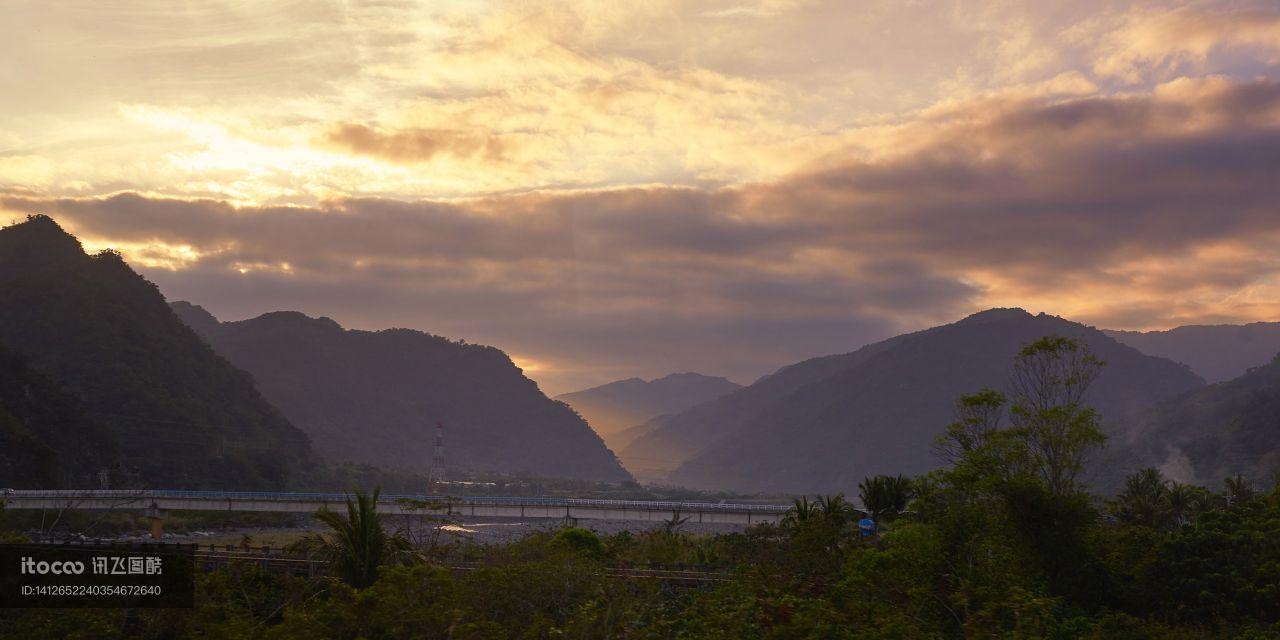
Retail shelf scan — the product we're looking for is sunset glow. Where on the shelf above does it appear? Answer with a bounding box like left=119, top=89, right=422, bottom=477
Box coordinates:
left=4, top=0, right=1280, bottom=393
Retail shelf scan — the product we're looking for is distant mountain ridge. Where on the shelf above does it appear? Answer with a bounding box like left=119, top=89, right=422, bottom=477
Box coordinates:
left=624, top=308, right=1206, bottom=493
left=1107, top=323, right=1280, bottom=383
left=0, top=215, right=315, bottom=488
left=556, top=373, right=741, bottom=450
left=171, top=302, right=631, bottom=482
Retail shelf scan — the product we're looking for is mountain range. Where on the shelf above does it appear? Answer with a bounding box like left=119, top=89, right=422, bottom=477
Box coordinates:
left=624, top=309, right=1207, bottom=493
left=171, top=303, right=631, bottom=482
left=4, top=215, right=1278, bottom=494
left=555, top=373, right=741, bottom=451
left=1107, top=324, right=1280, bottom=384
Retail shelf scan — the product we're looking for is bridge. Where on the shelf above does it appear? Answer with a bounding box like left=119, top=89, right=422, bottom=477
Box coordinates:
left=1, top=490, right=790, bottom=531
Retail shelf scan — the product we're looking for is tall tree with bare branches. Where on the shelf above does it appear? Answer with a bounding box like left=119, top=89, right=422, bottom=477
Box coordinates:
left=1008, top=336, right=1107, bottom=496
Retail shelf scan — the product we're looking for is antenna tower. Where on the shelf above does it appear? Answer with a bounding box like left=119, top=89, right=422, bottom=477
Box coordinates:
left=429, top=421, right=446, bottom=486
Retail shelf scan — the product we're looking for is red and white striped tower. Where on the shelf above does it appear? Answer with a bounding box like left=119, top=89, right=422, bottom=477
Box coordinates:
left=429, top=421, right=446, bottom=486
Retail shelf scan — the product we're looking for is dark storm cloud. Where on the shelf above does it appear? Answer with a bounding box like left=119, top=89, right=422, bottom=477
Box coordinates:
left=5, top=77, right=1280, bottom=392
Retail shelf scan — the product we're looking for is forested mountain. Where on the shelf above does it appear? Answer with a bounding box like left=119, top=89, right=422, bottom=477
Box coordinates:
left=1107, top=323, right=1280, bottom=383
left=0, top=215, right=314, bottom=488
left=171, top=303, right=631, bottom=482
left=1125, top=354, right=1280, bottom=485
left=555, top=373, right=741, bottom=450
left=626, top=309, right=1205, bottom=492
left=0, top=345, right=114, bottom=488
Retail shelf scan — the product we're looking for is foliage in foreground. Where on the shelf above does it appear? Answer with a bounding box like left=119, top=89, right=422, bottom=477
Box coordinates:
left=4, top=485, right=1280, bottom=639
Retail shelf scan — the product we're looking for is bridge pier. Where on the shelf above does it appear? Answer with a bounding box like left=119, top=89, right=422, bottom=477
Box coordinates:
left=145, top=502, right=166, bottom=540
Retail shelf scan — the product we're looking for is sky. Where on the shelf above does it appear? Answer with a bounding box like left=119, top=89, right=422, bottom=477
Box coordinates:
left=2, top=0, right=1280, bottom=395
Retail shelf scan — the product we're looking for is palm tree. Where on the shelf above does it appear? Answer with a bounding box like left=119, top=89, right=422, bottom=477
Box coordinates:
left=1115, top=467, right=1169, bottom=528
left=1163, top=482, right=1199, bottom=527
left=1224, top=474, right=1256, bottom=506
left=815, top=493, right=856, bottom=525
left=858, top=475, right=913, bottom=522
left=782, top=496, right=819, bottom=528
left=662, top=509, right=691, bottom=534
left=1188, top=485, right=1221, bottom=517
left=292, top=487, right=417, bottom=588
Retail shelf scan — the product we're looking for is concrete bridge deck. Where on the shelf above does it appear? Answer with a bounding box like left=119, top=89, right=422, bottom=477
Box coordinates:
left=1, top=490, right=790, bottom=525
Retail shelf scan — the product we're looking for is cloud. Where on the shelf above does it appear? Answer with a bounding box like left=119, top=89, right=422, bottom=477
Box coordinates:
left=323, top=123, right=509, bottom=164
left=1084, top=2, right=1280, bottom=82
left=15, top=0, right=1242, bottom=206
left=5, top=76, right=1280, bottom=393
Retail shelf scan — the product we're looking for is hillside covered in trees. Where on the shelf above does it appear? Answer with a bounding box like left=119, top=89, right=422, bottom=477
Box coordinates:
left=171, top=303, right=631, bottom=482
left=0, top=345, right=114, bottom=487
left=1126, top=353, right=1280, bottom=485
left=0, top=215, right=315, bottom=488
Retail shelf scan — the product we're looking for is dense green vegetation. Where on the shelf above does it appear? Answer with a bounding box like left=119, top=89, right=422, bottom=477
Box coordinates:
left=4, top=473, right=1279, bottom=638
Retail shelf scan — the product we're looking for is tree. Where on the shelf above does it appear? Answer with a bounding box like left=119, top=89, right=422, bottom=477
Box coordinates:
left=1225, top=474, right=1256, bottom=505
left=815, top=493, right=856, bottom=525
left=292, top=487, right=417, bottom=588
left=858, top=475, right=913, bottom=521
left=551, top=527, right=606, bottom=559
left=1007, top=336, right=1107, bottom=497
left=1163, top=482, right=1205, bottom=527
left=928, top=337, right=1111, bottom=604
left=934, top=388, right=1006, bottom=466
left=662, top=509, right=691, bottom=534
left=782, top=496, right=820, bottom=528
left=1115, top=467, right=1170, bottom=528
left=1149, top=499, right=1280, bottom=623
left=933, top=389, right=1029, bottom=488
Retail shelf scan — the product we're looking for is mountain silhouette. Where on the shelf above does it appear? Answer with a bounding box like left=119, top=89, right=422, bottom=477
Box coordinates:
left=0, top=215, right=315, bottom=488
left=556, top=373, right=741, bottom=450
left=171, top=302, right=631, bottom=482
left=1107, top=323, right=1280, bottom=383
left=625, top=309, right=1205, bottom=493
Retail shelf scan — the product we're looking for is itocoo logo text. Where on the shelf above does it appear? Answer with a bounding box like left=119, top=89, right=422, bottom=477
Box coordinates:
left=20, top=557, right=86, bottom=575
